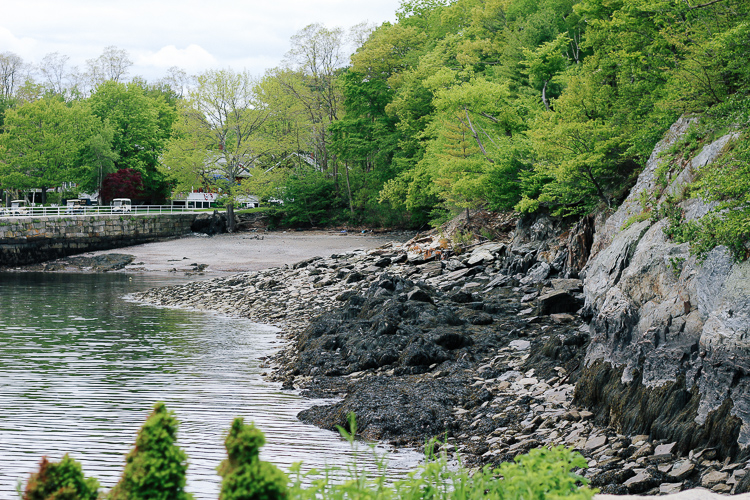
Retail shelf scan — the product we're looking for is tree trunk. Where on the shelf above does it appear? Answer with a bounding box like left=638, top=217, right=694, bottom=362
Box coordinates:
left=226, top=203, right=236, bottom=233
left=344, top=162, right=354, bottom=216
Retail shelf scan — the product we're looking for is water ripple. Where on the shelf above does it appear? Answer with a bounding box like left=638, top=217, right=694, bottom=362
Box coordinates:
left=0, top=273, right=420, bottom=498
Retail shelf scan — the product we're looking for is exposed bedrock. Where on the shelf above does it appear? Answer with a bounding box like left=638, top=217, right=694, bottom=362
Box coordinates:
left=578, top=117, right=750, bottom=460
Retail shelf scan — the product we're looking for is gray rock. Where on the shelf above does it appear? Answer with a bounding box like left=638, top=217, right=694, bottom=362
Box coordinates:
left=579, top=120, right=750, bottom=455
left=659, top=482, right=683, bottom=494
left=509, top=340, right=531, bottom=351
left=526, top=262, right=551, bottom=282
left=702, top=470, right=729, bottom=488
left=537, top=290, right=581, bottom=315
left=655, top=442, right=677, bottom=455
left=585, top=435, right=608, bottom=450
left=407, top=289, right=433, bottom=303
left=624, top=470, right=658, bottom=494
left=467, top=250, right=494, bottom=266
left=668, top=461, right=696, bottom=481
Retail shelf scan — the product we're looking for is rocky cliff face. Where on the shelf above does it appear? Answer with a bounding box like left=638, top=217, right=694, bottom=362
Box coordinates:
left=576, top=117, right=750, bottom=459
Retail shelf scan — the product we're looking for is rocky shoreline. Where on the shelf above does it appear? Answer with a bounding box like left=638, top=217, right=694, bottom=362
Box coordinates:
left=132, top=223, right=750, bottom=497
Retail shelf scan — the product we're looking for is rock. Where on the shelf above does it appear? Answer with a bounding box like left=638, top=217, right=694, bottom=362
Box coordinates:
left=585, top=435, right=608, bottom=450
left=579, top=122, right=750, bottom=458
left=550, top=313, right=575, bottom=323
left=508, top=340, right=531, bottom=351
left=190, top=211, right=227, bottom=235
left=467, top=250, right=494, bottom=266
left=345, top=271, right=364, bottom=283
left=373, top=257, right=392, bottom=267
left=645, top=454, right=674, bottom=465
left=407, top=289, right=433, bottom=303
left=564, top=214, right=595, bottom=276
left=536, top=290, right=581, bottom=315
left=631, top=443, right=654, bottom=459
left=419, top=261, right=443, bottom=278
left=526, top=262, right=551, bottom=283
left=667, top=461, right=696, bottom=481
left=701, top=470, right=729, bottom=488
left=631, top=435, right=650, bottom=445
left=550, top=278, right=583, bottom=292
left=623, top=470, right=659, bottom=494
left=655, top=442, right=677, bottom=455
left=712, top=483, right=732, bottom=493
left=659, top=482, right=683, bottom=494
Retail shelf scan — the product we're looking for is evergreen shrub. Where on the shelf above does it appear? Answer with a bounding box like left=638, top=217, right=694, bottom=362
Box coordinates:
left=108, top=402, right=192, bottom=500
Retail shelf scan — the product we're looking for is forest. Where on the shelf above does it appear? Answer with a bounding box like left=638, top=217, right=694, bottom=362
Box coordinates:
left=1, top=0, right=749, bottom=241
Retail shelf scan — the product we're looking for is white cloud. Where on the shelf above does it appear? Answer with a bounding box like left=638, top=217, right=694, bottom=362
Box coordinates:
left=1, top=0, right=402, bottom=81
left=136, top=45, right=218, bottom=75
left=0, top=27, right=40, bottom=58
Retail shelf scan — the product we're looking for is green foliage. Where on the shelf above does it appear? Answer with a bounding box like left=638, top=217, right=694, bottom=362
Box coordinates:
left=108, top=402, right=192, bottom=500
left=656, top=102, right=750, bottom=261
left=288, top=413, right=595, bottom=500
left=391, top=442, right=594, bottom=500
left=19, top=407, right=600, bottom=500
left=218, top=418, right=288, bottom=500
left=273, top=164, right=341, bottom=227
left=0, top=97, right=104, bottom=193
left=24, top=455, right=99, bottom=500
left=89, top=80, right=176, bottom=203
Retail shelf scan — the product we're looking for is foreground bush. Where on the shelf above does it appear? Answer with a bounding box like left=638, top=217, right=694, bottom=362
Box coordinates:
left=218, top=418, right=288, bottom=500
left=22, top=406, right=594, bottom=499
left=23, top=454, right=99, bottom=500
left=108, top=402, right=192, bottom=500
left=288, top=413, right=595, bottom=500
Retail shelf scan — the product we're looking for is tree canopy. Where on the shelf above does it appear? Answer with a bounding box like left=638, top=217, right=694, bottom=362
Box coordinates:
left=1, top=0, right=748, bottom=230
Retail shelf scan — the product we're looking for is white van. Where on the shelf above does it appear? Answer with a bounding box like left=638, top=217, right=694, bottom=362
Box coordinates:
left=9, top=200, right=28, bottom=216
left=112, top=198, right=132, bottom=213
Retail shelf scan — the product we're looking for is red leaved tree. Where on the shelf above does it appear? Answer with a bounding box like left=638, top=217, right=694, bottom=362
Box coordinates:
left=100, top=168, right=144, bottom=205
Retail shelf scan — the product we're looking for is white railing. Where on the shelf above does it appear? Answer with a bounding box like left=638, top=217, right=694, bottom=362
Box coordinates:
left=0, top=205, right=198, bottom=218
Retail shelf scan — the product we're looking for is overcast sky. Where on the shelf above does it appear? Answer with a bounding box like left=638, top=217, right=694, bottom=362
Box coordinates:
left=1, top=0, right=402, bottom=82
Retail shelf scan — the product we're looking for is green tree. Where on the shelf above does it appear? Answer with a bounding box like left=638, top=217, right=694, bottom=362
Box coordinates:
left=88, top=80, right=176, bottom=203
left=0, top=96, right=103, bottom=202
left=160, top=68, right=268, bottom=230
left=109, top=402, right=192, bottom=500
left=218, top=418, right=287, bottom=500
left=278, top=24, right=347, bottom=181
left=24, top=455, right=99, bottom=500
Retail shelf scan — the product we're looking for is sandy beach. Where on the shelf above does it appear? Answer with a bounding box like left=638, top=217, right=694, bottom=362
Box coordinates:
left=79, top=230, right=416, bottom=274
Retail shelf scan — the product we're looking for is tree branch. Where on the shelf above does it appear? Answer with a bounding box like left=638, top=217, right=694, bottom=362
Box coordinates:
left=689, top=0, right=726, bottom=9
left=458, top=108, right=494, bottom=164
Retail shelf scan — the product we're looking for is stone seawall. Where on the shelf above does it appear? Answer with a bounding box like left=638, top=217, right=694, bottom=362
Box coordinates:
left=0, top=213, right=196, bottom=266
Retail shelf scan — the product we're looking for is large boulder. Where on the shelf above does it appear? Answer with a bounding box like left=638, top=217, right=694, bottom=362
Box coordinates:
left=191, top=211, right=227, bottom=235
left=577, top=121, right=750, bottom=458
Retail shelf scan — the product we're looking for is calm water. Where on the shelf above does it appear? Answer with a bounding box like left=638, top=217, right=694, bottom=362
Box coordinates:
left=0, top=273, right=420, bottom=498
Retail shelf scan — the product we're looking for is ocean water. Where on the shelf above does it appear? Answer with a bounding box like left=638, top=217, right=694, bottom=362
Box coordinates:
left=0, top=272, right=419, bottom=498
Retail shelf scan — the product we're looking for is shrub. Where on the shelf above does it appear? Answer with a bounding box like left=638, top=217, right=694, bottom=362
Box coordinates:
left=23, top=454, right=99, bottom=500
left=218, top=418, right=288, bottom=500
left=393, top=442, right=594, bottom=500
left=108, top=402, right=192, bottom=500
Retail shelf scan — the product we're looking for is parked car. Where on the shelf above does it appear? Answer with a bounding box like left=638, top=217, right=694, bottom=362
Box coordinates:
left=112, top=198, right=132, bottom=213
left=65, top=199, right=85, bottom=214
left=7, top=200, right=29, bottom=216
